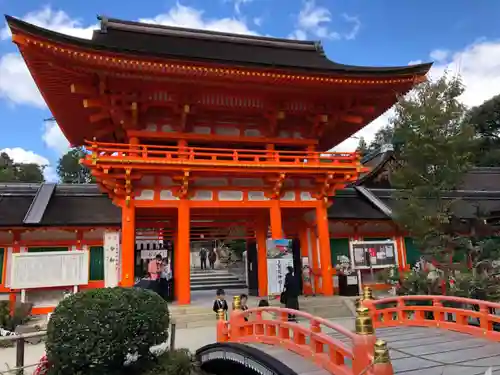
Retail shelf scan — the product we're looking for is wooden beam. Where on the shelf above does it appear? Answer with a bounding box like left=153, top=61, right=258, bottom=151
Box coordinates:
left=89, top=111, right=111, bottom=123
left=357, top=106, right=376, bottom=115
left=340, top=114, right=364, bottom=124
left=70, top=84, right=97, bottom=96
left=180, top=104, right=190, bottom=131
left=93, top=126, right=115, bottom=139
left=131, top=102, right=138, bottom=128
left=11, top=34, right=29, bottom=46
left=83, top=98, right=106, bottom=109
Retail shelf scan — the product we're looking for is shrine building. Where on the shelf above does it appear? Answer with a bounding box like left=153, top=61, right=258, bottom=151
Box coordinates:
left=1, top=15, right=432, bottom=312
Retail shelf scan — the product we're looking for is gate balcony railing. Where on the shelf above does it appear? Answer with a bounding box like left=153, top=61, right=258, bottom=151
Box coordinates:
left=83, top=140, right=364, bottom=171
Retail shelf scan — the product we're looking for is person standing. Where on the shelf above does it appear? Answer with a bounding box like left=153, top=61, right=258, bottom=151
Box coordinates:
left=148, top=254, right=163, bottom=296
left=284, top=266, right=300, bottom=322
left=208, top=249, right=217, bottom=269
left=199, top=248, right=208, bottom=270
left=148, top=254, right=162, bottom=280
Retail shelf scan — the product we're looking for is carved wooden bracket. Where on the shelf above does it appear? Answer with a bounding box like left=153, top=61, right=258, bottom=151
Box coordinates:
left=173, top=170, right=192, bottom=199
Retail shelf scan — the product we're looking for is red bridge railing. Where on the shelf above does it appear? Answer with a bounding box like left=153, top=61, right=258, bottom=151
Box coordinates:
left=217, top=296, right=394, bottom=375
left=361, top=292, right=500, bottom=341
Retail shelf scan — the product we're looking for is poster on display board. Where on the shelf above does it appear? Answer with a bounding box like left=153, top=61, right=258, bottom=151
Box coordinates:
left=266, top=239, right=293, bottom=296
left=349, top=240, right=398, bottom=295
left=301, top=257, right=313, bottom=295
left=266, top=239, right=292, bottom=259
left=267, top=258, right=293, bottom=296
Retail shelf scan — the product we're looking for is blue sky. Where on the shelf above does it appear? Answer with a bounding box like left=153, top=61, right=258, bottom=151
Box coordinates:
left=0, top=0, right=500, bottom=181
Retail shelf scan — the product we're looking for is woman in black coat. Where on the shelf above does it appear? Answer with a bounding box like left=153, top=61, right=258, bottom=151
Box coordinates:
left=284, top=266, right=300, bottom=322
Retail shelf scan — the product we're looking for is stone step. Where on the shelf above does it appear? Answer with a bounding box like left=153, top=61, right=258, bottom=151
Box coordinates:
left=190, top=275, right=241, bottom=282
left=190, top=270, right=233, bottom=275
left=190, top=278, right=241, bottom=285
left=191, top=282, right=247, bottom=291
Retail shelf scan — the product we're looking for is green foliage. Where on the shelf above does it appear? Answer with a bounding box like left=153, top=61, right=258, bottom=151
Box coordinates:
left=0, top=301, right=33, bottom=331
left=370, top=124, right=395, bottom=151
left=56, top=147, right=95, bottom=183
left=135, top=349, right=197, bottom=375
left=228, top=239, right=246, bottom=256
left=467, top=93, right=500, bottom=167
left=356, top=137, right=369, bottom=158
left=0, top=152, right=45, bottom=183
left=0, top=301, right=33, bottom=348
left=390, top=75, right=474, bottom=261
left=46, top=287, right=170, bottom=375
left=357, top=125, right=395, bottom=158
left=381, top=75, right=500, bottom=298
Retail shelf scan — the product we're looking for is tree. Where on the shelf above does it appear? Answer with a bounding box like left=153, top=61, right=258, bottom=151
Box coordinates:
left=369, top=124, right=395, bottom=152
left=57, top=147, right=94, bottom=183
left=0, top=152, right=45, bottom=183
left=388, top=74, right=485, bottom=296
left=356, top=137, right=369, bottom=158
left=467, top=93, right=500, bottom=166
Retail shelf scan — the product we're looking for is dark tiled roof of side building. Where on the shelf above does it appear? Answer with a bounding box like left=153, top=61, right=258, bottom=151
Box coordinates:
left=0, top=183, right=120, bottom=227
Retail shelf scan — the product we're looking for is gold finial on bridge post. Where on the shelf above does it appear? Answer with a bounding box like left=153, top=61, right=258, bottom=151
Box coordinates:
left=233, top=295, right=241, bottom=310
left=373, top=339, right=391, bottom=364
left=355, top=305, right=374, bottom=335
left=354, top=298, right=362, bottom=309
left=217, top=309, right=225, bottom=321
left=362, top=286, right=373, bottom=301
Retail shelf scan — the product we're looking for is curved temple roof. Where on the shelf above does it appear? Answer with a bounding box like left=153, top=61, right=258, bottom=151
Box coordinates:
left=6, top=15, right=432, bottom=76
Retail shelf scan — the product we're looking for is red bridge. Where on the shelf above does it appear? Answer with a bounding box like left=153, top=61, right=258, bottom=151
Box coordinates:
left=196, top=288, right=500, bottom=375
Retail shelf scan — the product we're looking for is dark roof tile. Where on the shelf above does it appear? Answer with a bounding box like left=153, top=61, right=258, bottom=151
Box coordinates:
left=40, top=196, right=120, bottom=226
left=6, top=15, right=432, bottom=76
left=0, top=196, right=34, bottom=226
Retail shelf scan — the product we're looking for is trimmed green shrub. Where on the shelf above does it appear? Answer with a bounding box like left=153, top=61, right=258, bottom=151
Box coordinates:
left=134, top=349, right=197, bottom=375
left=46, top=287, right=169, bottom=375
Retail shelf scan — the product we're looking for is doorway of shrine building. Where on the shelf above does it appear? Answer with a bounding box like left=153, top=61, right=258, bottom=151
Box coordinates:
left=134, top=207, right=307, bottom=301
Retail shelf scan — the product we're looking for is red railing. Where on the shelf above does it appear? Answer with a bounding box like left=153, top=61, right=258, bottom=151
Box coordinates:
left=362, top=295, right=500, bottom=341
left=217, top=304, right=393, bottom=375
left=84, top=140, right=362, bottom=169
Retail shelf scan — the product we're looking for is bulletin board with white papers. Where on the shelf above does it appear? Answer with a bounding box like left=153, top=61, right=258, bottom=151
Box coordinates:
left=10, top=251, right=89, bottom=289
left=350, top=240, right=397, bottom=269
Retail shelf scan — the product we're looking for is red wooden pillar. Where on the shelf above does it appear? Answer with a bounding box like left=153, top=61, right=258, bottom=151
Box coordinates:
left=269, top=201, right=283, bottom=239
left=256, top=220, right=268, bottom=297
left=177, top=199, right=191, bottom=305
left=316, top=202, right=333, bottom=296
left=121, top=203, right=136, bottom=287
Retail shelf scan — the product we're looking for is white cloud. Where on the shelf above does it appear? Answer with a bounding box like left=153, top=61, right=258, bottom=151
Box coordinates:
left=0, top=147, right=57, bottom=182
left=42, top=121, right=70, bottom=155
left=289, top=1, right=360, bottom=41
left=429, top=49, right=449, bottom=63
left=0, top=3, right=257, bottom=155
left=0, top=53, right=44, bottom=108
left=341, top=14, right=361, bottom=41
left=334, top=39, right=500, bottom=152
left=1, top=6, right=96, bottom=40
left=253, top=17, right=263, bottom=27
left=139, top=3, right=257, bottom=35
left=0, top=6, right=96, bottom=108
left=225, top=0, right=254, bottom=15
